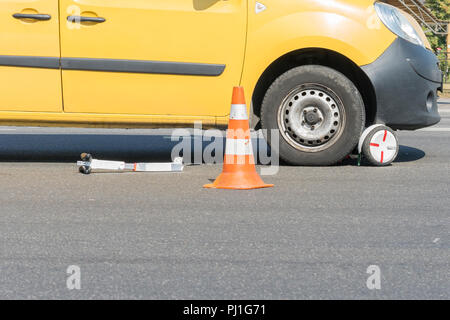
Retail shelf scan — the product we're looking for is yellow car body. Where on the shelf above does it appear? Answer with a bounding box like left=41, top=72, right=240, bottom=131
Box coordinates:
left=0, top=0, right=442, bottom=149
left=0, top=0, right=412, bottom=127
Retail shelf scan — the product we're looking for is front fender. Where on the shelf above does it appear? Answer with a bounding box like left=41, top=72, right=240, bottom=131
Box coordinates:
left=241, top=0, right=396, bottom=104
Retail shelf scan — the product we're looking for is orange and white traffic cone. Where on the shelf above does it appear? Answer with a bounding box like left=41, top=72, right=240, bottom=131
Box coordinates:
left=204, top=87, right=274, bottom=190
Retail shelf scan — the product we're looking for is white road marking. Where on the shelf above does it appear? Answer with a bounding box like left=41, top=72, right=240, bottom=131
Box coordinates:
left=419, top=128, right=450, bottom=132
left=433, top=238, right=440, bottom=244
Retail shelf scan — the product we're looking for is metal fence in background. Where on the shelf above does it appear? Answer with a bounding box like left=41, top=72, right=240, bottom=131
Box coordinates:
left=438, top=52, right=449, bottom=84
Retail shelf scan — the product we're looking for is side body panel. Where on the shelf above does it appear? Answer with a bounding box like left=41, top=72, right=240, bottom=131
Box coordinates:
left=0, top=0, right=62, bottom=112
left=59, top=0, right=247, bottom=117
left=0, top=0, right=398, bottom=128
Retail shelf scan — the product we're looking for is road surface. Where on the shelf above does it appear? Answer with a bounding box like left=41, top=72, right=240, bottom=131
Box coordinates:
left=0, top=99, right=448, bottom=299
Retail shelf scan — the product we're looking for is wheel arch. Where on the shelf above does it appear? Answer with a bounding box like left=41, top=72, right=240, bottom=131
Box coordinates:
left=251, top=48, right=377, bottom=128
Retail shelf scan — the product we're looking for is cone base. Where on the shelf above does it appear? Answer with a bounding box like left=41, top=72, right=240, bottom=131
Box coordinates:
left=204, top=183, right=274, bottom=190
left=204, top=171, right=274, bottom=190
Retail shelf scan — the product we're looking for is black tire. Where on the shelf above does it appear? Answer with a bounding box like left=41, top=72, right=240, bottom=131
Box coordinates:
left=261, top=65, right=365, bottom=166
left=362, top=126, right=399, bottom=167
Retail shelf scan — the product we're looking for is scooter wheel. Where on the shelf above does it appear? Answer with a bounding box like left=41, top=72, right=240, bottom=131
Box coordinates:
left=362, top=125, right=399, bottom=166
left=79, top=166, right=92, bottom=175
left=81, top=153, right=92, bottom=162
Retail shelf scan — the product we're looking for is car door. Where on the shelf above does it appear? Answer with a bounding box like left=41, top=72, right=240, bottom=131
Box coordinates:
left=59, top=0, right=247, bottom=117
left=0, top=0, right=62, bottom=112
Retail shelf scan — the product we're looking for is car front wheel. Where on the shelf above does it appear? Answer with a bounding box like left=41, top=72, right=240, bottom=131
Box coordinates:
left=261, top=65, right=365, bottom=166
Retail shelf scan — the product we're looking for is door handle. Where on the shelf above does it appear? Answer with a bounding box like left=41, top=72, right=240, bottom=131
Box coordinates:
left=13, top=13, right=51, bottom=21
left=67, top=16, right=106, bottom=23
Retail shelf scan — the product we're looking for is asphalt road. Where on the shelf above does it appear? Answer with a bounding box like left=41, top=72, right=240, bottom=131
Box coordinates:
left=0, top=99, right=449, bottom=300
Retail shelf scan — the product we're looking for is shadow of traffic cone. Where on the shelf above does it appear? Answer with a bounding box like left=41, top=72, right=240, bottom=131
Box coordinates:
left=204, top=87, right=274, bottom=190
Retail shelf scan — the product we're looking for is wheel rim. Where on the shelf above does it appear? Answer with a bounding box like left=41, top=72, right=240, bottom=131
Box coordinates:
left=369, top=130, right=398, bottom=164
left=277, top=84, right=346, bottom=152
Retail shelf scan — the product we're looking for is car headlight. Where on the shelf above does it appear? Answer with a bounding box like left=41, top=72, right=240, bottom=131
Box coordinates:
left=374, top=2, right=424, bottom=47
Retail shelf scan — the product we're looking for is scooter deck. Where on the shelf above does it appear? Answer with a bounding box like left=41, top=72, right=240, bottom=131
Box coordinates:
left=77, top=154, right=184, bottom=174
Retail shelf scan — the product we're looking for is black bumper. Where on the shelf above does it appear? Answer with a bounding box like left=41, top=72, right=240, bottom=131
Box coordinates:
left=361, top=38, right=442, bottom=130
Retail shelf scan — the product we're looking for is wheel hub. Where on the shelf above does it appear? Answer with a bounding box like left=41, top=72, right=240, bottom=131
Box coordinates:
left=279, top=85, right=345, bottom=150
left=304, top=108, right=322, bottom=126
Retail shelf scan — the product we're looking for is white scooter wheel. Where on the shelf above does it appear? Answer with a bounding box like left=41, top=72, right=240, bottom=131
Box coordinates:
left=362, top=126, right=399, bottom=166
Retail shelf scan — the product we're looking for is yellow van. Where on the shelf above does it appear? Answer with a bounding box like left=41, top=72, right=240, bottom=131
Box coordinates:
left=0, top=0, right=442, bottom=165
